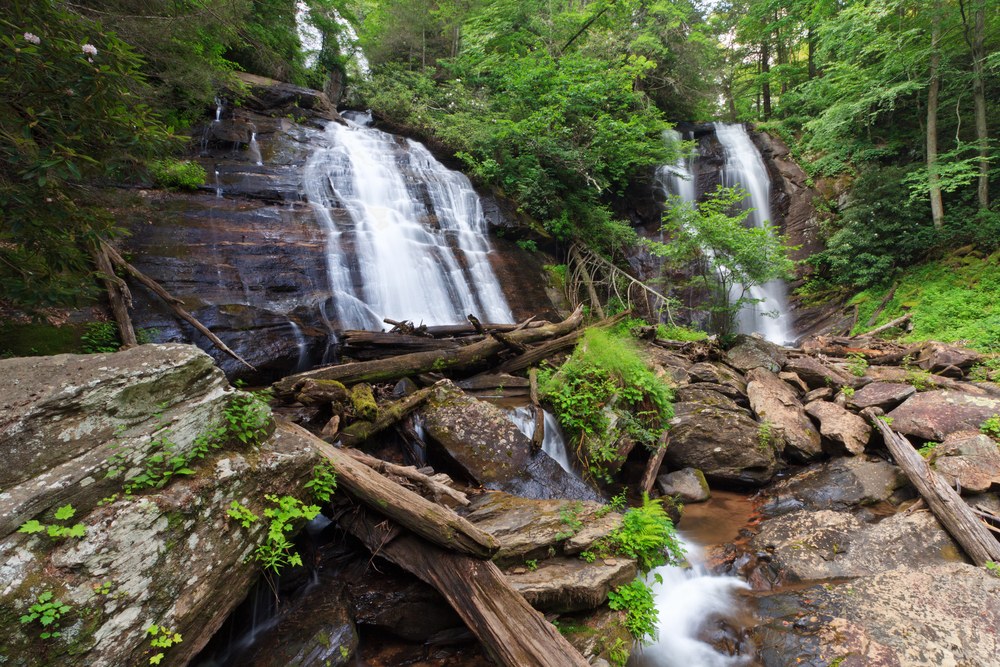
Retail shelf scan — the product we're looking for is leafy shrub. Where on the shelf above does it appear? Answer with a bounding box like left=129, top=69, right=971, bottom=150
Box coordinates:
left=591, top=494, right=685, bottom=574
left=80, top=321, right=120, bottom=354
left=981, top=415, right=1000, bottom=440
left=19, top=592, right=71, bottom=640
left=607, top=578, right=659, bottom=645
left=148, top=159, right=206, bottom=190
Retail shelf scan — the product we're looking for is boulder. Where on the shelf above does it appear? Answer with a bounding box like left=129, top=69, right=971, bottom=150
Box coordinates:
left=463, top=492, right=622, bottom=566
left=556, top=606, right=631, bottom=666
left=667, top=406, right=779, bottom=485
left=783, top=356, right=851, bottom=390
left=751, top=509, right=967, bottom=583
left=759, top=455, right=908, bottom=516
left=687, top=362, right=748, bottom=396
left=0, top=345, right=320, bottom=667
left=673, top=385, right=751, bottom=417
left=504, top=557, right=638, bottom=613
left=803, top=387, right=834, bottom=403
left=725, top=334, right=787, bottom=373
left=755, top=563, right=1000, bottom=667
left=847, top=382, right=916, bottom=411
left=934, top=432, right=1000, bottom=493
left=746, top=368, right=823, bottom=462
left=656, top=468, right=711, bottom=503
left=779, top=371, right=809, bottom=394
left=422, top=382, right=602, bottom=502
left=233, top=71, right=345, bottom=125
left=866, top=366, right=983, bottom=393
left=914, top=341, right=983, bottom=372
left=887, top=390, right=1000, bottom=441
left=805, top=400, right=871, bottom=456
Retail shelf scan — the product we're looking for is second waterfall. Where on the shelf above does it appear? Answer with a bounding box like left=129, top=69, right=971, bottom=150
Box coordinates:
left=303, top=111, right=513, bottom=330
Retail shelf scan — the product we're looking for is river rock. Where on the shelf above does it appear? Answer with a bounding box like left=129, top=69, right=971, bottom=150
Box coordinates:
left=673, top=385, right=751, bottom=417
left=746, top=368, right=823, bottom=461
left=759, top=455, right=908, bottom=516
left=913, top=341, right=983, bottom=372
left=422, top=382, right=602, bottom=502
left=687, top=362, right=748, bottom=395
left=803, top=387, right=834, bottom=402
left=752, top=509, right=967, bottom=583
left=656, top=468, right=711, bottom=503
left=504, top=557, right=638, bottom=613
left=0, top=345, right=321, bottom=667
left=847, top=381, right=916, bottom=411
left=886, top=390, right=1000, bottom=441
left=783, top=355, right=851, bottom=390
left=725, top=334, right=787, bottom=373
left=556, top=606, right=631, bottom=665
left=756, top=563, right=999, bottom=667
left=464, top=492, right=622, bottom=566
left=667, top=406, right=779, bottom=485
left=933, top=431, right=1000, bottom=493
left=805, top=400, right=871, bottom=455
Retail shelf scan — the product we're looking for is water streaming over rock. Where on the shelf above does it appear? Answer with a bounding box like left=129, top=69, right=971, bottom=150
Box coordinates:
left=503, top=406, right=575, bottom=475
left=302, top=111, right=513, bottom=330
left=713, top=122, right=791, bottom=343
left=248, top=131, right=263, bottom=166
left=657, top=129, right=697, bottom=204
left=287, top=320, right=310, bottom=373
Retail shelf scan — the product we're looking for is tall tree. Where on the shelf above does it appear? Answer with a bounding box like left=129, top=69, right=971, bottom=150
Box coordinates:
left=927, top=3, right=944, bottom=229
left=960, top=0, right=989, bottom=208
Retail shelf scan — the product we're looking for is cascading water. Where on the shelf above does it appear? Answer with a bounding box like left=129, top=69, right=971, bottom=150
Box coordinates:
left=503, top=406, right=575, bottom=475
left=713, top=123, right=791, bottom=343
left=248, top=132, right=263, bottom=166
left=287, top=320, right=310, bottom=373
left=301, top=111, right=513, bottom=330
left=657, top=129, right=696, bottom=204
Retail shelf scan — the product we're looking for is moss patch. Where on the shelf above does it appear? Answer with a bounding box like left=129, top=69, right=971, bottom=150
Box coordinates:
left=0, top=321, right=88, bottom=357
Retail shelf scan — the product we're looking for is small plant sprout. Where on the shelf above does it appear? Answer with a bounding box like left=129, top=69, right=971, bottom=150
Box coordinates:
left=145, top=625, right=182, bottom=665
left=18, top=504, right=86, bottom=539
left=303, top=460, right=338, bottom=502
left=20, top=592, right=72, bottom=639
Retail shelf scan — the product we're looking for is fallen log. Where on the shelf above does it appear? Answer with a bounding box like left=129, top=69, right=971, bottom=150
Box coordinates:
left=867, top=282, right=898, bottom=327
left=455, top=375, right=530, bottom=391
left=294, top=378, right=349, bottom=406
left=852, top=312, right=913, bottom=339
left=273, top=306, right=585, bottom=397
left=869, top=345, right=922, bottom=366
left=493, top=310, right=632, bottom=376
left=422, top=321, right=548, bottom=338
left=863, top=408, right=1000, bottom=565
left=531, top=405, right=545, bottom=453
left=639, top=433, right=670, bottom=496
left=339, top=508, right=591, bottom=667
left=338, top=385, right=435, bottom=448
left=92, top=243, right=138, bottom=349
left=342, top=448, right=469, bottom=506
left=341, top=330, right=469, bottom=350
left=279, top=422, right=499, bottom=559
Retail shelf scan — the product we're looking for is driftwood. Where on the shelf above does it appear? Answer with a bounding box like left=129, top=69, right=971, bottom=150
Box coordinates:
left=92, top=243, right=138, bottom=349
left=273, top=306, right=585, bottom=397
left=639, top=433, right=670, bottom=496
left=852, top=312, right=913, bottom=339
left=339, top=508, right=591, bottom=667
left=338, top=385, right=435, bottom=448
left=530, top=405, right=545, bottom=453
left=493, top=311, right=632, bottom=376
left=342, top=448, right=469, bottom=506
left=102, top=242, right=255, bottom=370
left=867, top=282, right=898, bottom=326
left=863, top=408, right=1000, bottom=565
left=281, top=424, right=498, bottom=559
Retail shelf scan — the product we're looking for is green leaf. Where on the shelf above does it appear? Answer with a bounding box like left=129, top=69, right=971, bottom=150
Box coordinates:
left=149, top=653, right=164, bottom=665
left=18, top=520, right=45, bottom=534
left=54, top=504, right=76, bottom=520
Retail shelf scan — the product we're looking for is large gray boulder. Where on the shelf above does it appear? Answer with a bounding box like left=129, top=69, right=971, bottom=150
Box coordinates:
left=422, top=382, right=602, bottom=502
left=504, top=557, right=638, bottom=613
left=805, top=400, right=871, bottom=455
left=759, top=455, right=908, bottom=516
left=887, top=390, right=1000, bottom=441
left=0, top=345, right=320, bottom=667
left=667, top=405, right=779, bottom=485
left=783, top=356, right=851, bottom=390
left=848, top=381, right=916, bottom=411
left=746, top=368, right=823, bottom=461
left=933, top=431, right=1000, bottom=493
left=656, top=468, right=711, bottom=503
left=725, top=334, right=787, bottom=374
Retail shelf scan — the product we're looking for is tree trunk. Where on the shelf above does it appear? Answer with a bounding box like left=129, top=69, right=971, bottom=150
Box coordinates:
left=339, top=508, right=591, bottom=667
left=761, top=40, right=771, bottom=120
left=808, top=28, right=817, bottom=80
left=338, top=385, right=435, bottom=448
left=92, top=244, right=138, bottom=349
left=639, top=433, right=670, bottom=496
left=971, top=1, right=989, bottom=208
left=927, top=8, right=944, bottom=229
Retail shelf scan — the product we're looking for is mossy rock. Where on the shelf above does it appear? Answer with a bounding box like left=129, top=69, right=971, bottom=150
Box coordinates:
left=349, top=383, right=378, bottom=422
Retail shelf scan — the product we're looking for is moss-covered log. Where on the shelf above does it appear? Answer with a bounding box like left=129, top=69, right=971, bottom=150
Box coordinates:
left=338, top=385, right=434, bottom=448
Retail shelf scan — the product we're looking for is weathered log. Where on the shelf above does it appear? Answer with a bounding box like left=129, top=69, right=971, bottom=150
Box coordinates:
left=529, top=368, right=540, bottom=405
left=273, top=306, right=585, bottom=397
left=338, top=385, right=434, bottom=448
left=639, top=433, right=670, bottom=496
left=569, top=245, right=605, bottom=320
left=420, top=321, right=548, bottom=338
left=863, top=408, right=1000, bottom=565
left=869, top=345, right=922, bottom=366
left=280, top=424, right=498, bottom=559
left=468, top=314, right=485, bottom=335
left=92, top=243, right=138, bottom=349
left=455, top=375, right=530, bottom=391
left=490, top=330, right=529, bottom=354
left=294, top=378, right=349, bottom=406
left=339, top=508, right=591, bottom=667
left=102, top=242, right=255, bottom=370
left=853, top=312, right=913, bottom=339
left=531, top=405, right=545, bottom=453
left=493, top=310, right=632, bottom=376
left=867, top=282, right=899, bottom=327
left=341, top=330, right=467, bottom=350
left=342, top=448, right=470, bottom=506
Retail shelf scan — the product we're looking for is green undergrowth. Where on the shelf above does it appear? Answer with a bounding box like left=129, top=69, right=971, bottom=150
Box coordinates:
left=847, top=251, right=1000, bottom=350
left=539, top=328, right=673, bottom=482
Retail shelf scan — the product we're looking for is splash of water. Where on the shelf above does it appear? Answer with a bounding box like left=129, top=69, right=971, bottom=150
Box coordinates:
left=503, top=406, right=575, bottom=475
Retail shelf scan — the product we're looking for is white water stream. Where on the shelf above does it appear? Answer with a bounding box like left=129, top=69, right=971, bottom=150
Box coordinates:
left=302, top=111, right=513, bottom=330
left=503, top=406, right=575, bottom=475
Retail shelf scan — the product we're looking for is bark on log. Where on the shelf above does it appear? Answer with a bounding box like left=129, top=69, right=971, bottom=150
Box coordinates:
left=531, top=405, right=545, bottom=454
left=342, top=330, right=468, bottom=350
left=869, top=345, right=922, bottom=367
left=280, top=423, right=498, bottom=559
left=639, top=433, right=670, bottom=496
left=529, top=368, right=540, bottom=405
left=339, top=508, right=591, bottom=667
left=338, top=385, right=434, bottom=448
left=102, top=242, right=255, bottom=370
left=468, top=314, right=485, bottom=335
left=490, top=330, right=529, bottom=354
left=569, top=245, right=605, bottom=320
left=492, top=311, right=631, bottom=376
left=273, top=306, right=585, bottom=397
left=421, top=322, right=548, bottom=338
left=455, top=375, right=530, bottom=391
left=342, top=448, right=469, bottom=506
left=852, top=312, right=913, bottom=339
left=92, top=244, right=138, bottom=349
left=867, top=282, right=899, bottom=327
left=863, top=408, right=1000, bottom=565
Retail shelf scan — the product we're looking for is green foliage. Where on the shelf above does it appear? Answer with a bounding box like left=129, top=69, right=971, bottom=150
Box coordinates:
left=986, top=561, right=1000, bottom=577
left=595, top=491, right=627, bottom=519
left=650, top=187, right=795, bottom=335
left=846, top=353, right=869, bottom=378
left=516, top=239, right=538, bottom=253
left=18, top=504, right=86, bottom=540
left=20, top=591, right=72, bottom=640
left=655, top=324, right=707, bottom=341
left=917, top=442, right=939, bottom=459
left=221, top=390, right=273, bottom=447
left=525, top=559, right=538, bottom=571
left=757, top=420, right=777, bottom=452
left=556, top=501, right=584, bottom=540
left=256, top=495, right=321, bottom=575
left=981, top=415, right=1000, bottom=440
left=607, top=577, right=660, bottom=645
left=877, top=415, right=894, bottom=427
left=79, top=322, right=120, bottom=354
left=842, top=387, right=855, bottom=398
left=145, top=625, right=182, bottom=665
left=303, top=460, right=338, bottom=503
left=602, top=494, right=684, bottom=574
left=227, top=501, right=259, bottom=528
left=148, top=159, right=206, bottom=191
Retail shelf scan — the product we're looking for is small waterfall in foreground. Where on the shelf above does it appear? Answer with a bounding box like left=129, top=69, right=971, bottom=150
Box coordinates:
left=503, top=406, right=575, bottom=475
left=302, top=111, right=513, bottom=330
left=630, top=537, right=751, bottom=667
left=248, top=132, right=262, bottom=166
left=713, top=123, right=791, bottom=343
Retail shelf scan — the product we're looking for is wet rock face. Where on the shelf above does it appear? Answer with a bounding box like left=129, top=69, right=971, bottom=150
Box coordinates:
left=759, top=455, right=908, bottom=516
left=656, top=468, right=711, bottom=504
left=667, top=404, right=779, bottom=486
left=756, top=563, right=1000, bottom=667
left=887, top=390, right=1000, bottom=441
left=422, top=383, right=603, bottom=502
left=0, top=345, right=320, bottom=667
left=746, top=367, right=823, bottom=462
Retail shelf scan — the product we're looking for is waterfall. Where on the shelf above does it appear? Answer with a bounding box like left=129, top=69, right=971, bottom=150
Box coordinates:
left=503, top=406, right=575, bottom=475
left=629, top=537, right=751, bottom=667
left=656, top=129, right=696, bottom=204
left=287, top=320, right=310, bottom=373
left=301, top=111, right=513, bottom=330
left=248, top=132, right=262, bottom=166
left=713, top=123, right=791, bottom=343
left=214, top=170, right=222, bottom=198
left=214, top=97, right=223, bottom=122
